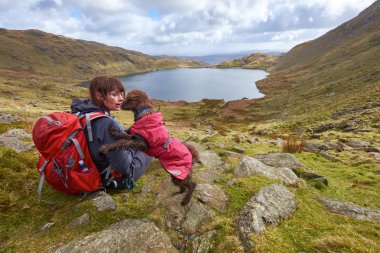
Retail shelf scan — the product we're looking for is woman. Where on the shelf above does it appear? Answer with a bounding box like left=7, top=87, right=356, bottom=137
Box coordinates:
left=71, top=76, right=151, bottom=189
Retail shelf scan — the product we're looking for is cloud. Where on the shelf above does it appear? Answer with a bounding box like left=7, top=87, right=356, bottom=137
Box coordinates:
left=0, top=0, right=376, bottom=55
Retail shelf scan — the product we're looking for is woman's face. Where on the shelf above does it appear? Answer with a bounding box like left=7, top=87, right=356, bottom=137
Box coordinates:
left=98, top=90, right=124, bottom=111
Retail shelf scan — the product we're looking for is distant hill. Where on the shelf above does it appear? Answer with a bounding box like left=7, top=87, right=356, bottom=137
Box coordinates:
left=179, top=51, right=282, bottom=65
left=247, top=0, right=380, bottom=123
left=0, top=29, right=205, bottom=79
left=215, top=53, right=279, bottom=71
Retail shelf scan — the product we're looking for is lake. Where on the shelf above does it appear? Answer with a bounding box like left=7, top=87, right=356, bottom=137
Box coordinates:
left=87, top=68, right=267, bottom=102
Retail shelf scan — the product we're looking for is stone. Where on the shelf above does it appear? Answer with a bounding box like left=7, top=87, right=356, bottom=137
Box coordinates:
left=318, top=197, right=380, bottom=223
left=36, top=222, right=54, bottom=234
left=182, top=201, right=213, bottom=234
left=229, top=146, right=246, bottom=154
left=194, top=150, right=228, bottom=183
left=218, top=150, right=236, bottom=156
left=0, top=129, right=34, bottom=153
left=303, top=141, right=330, bottom=153
left=368, top=152, right=380, bottom=161
left=194, top=184, right=229, bottom=211
left=235, top=156, right=299, bottom=186
left=342, top=140, right=371, bottom=150
left=313, top=123, right=335, bottom=133
left=191, top=230, right=217, bottom=253
left=254, top=152, right=308, bottom=170
left=237, top=184, right=296, bottom=252
left=161, top=194, right=188, bottom=230
left=298, top=172, right=328, bottom=186
left=318, top=151, right=342, bottom=163
left=68, top=213, right=90, bottom=228
left=47, top=219, right=177, bottom=253
left=91, top=191, right=116, bottom=211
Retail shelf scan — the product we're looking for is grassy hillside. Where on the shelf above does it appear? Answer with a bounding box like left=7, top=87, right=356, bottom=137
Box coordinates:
left=222, top=0, right=380, bottom=128
left=216, top=53, right=278, bottom=71
left=0, top=29, right=205, bottom=79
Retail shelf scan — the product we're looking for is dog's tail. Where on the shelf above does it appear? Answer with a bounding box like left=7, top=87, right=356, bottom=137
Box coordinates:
left=183, top=143, right=200, bottom=164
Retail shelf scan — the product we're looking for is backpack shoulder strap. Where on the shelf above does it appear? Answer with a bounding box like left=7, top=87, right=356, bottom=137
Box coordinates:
left=79, top=112, right=111, bottom=142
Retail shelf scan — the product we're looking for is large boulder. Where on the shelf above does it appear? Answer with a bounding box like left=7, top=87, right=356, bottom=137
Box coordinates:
left=47, top=219, right=177, bottom=253
left=254, top=152, right=308, bottom=170
left=318, top=197, right=380, bottom=223
left=235, top=156, right=299, bottom=186
left=237, top=184, right=296, bottom=252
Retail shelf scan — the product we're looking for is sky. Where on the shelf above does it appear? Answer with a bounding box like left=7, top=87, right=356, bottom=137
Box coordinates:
left=0, top=0, right=376, bottom=56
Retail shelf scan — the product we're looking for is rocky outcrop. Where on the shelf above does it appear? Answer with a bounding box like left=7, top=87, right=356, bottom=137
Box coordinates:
left=254, top=152, right=308, bottom=170
left=0, top=128, right=33, bottom=152
left=235, top=156, right=299, bottom=186
left=318, top=197, right=380, bottom=223
left=47, top=219, right=177, bottom=253
left=237, top=184, right=296, bottom=252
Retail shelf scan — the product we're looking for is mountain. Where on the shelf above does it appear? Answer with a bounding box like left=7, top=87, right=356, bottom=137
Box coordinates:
left=236, top=0, right=380, bottom=123
left=216, top=53, right=279, bottom=71
left=0, top=29, right=205, bottom=79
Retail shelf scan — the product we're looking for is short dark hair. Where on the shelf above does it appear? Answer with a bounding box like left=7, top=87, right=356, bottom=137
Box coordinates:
left=89, top=76, right=125, bottom=107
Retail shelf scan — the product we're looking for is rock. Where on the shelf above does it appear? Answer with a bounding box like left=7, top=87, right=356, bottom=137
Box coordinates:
left=182, top=201, right=214, bottom=234
left=368, top=152, right=380, bottom=161
left=0, top=129, right=33, bottom=153
left=318, top=151, right=342, bottom=163
left=313, top=123, right=335, bottom=133
left=161, top=194, right=187, bottom=230
left=68, top=213, right=90, bottom=228
left=297, top=172, right=328, bottom=186
left=311, top=134, right=322, bottom=139
left=237, top=184, right=296, bottom=252
left=234, top=156, right=299, bottom=186
left=303, top=141, right=330, bottom=153
left=195, top=151, right=228, bottom=183
left=91, top=191, right=116, bottom=212
left=1, top=129, right=30, bottom=138
left=218, top=150, right=236, bottom=156
left=254, top=152, right=308, bottom=170
left=199, top=150, right=228, bottom=169
left=341, top=140, right=371, bottom=150
left=47, top=219, right=177, bottom=253
left=194, top=184, right=229, bottom=211
left=317, top=197, right=380, bottom=223
left=36, top=222, right=54, bottom=234
left=364, top=147, right=380, bottom=153
left=229, top=146, right=246, bottom=154
left=191, top=230, right=217, bottom=253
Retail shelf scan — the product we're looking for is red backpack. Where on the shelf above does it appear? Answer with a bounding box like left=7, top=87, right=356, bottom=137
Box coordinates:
left=32, top=111, right=111, bottom=200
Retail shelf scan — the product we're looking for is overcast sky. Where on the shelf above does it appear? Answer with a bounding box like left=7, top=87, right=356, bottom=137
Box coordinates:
left=0, top=0, right=376, bottom=56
